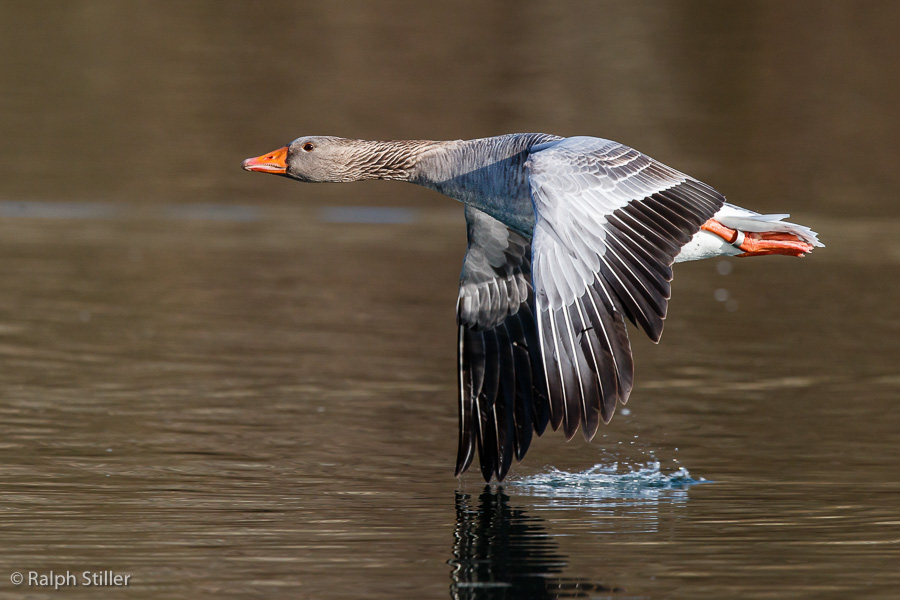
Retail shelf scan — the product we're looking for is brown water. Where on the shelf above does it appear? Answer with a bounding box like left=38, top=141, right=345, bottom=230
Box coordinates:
left=1, top=2, right=899, bottom=599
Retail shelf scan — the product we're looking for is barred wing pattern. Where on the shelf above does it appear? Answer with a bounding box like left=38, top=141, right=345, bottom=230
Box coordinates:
left=455, top=206, right=551, bottom=482
left=526, top=137, right=724, bottom=442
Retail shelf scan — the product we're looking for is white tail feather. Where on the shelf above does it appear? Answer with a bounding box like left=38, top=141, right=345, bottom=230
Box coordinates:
left=715, top=203, right=824, bottom=248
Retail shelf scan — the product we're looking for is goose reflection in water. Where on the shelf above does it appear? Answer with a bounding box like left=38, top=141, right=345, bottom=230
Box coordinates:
left=449, top=487, right=619, bottom=599
left=449, top=464, right=698, bottom=597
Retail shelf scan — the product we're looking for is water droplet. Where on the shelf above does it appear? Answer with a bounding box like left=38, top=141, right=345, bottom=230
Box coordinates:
left=716, top=260, right=733, bottom=275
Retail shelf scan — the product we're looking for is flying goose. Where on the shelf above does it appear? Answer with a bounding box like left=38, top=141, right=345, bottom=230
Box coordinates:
left=243, top=134, right=822, bottom=481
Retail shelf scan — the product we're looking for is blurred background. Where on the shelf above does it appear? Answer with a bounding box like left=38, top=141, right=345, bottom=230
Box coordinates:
left=0, top=2, right=898, bottom=599
left=2, top=1, right=897, bottom=216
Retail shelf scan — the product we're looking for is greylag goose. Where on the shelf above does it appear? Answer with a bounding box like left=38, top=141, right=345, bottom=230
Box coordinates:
left=242, top=134, right=822, bottom=481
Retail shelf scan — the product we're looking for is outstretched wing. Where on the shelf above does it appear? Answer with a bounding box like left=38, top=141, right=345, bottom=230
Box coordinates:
left=456, top=206, right=550, bottom=482
left=526, top=136, right=724, bottom=440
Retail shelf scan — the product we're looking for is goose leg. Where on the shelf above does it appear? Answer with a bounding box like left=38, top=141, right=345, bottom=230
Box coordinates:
left=700, top=219, right=813, bottom=258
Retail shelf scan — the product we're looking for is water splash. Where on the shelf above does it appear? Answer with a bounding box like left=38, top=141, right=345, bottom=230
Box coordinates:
left=511, top=461, right=706, bottom=494
left=506, top=461, right=709, bottom=533
left=506, top=461, right=707, bottom=510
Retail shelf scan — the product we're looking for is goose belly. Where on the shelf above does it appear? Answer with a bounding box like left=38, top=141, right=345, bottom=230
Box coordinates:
left=675, top=230, right=741, bottom=263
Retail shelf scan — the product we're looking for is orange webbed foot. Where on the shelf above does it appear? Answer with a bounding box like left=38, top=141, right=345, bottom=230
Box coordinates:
left=701, top=219, right=813, bottom=258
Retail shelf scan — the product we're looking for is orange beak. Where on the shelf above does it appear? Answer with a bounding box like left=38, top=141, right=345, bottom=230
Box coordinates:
left=242, top=146, right=288, bottom=174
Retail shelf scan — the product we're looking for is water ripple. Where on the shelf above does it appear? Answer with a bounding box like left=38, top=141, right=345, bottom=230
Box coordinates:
left=319, top=206, right=417, bottom=224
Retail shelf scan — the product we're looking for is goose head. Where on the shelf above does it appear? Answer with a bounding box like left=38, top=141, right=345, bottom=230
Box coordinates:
left=242, top=136, right=416, bottom=183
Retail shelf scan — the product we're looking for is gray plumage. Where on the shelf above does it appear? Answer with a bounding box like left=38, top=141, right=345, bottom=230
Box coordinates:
left=244, top=133, right=736, bottom=481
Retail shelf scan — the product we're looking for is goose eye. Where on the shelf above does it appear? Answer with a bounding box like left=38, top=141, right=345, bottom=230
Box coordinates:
left=302, top=142, right=315, bottom=152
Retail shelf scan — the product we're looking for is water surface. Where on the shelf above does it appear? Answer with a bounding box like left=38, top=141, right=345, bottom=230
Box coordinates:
left=0, top=2, right=898, bottom=598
